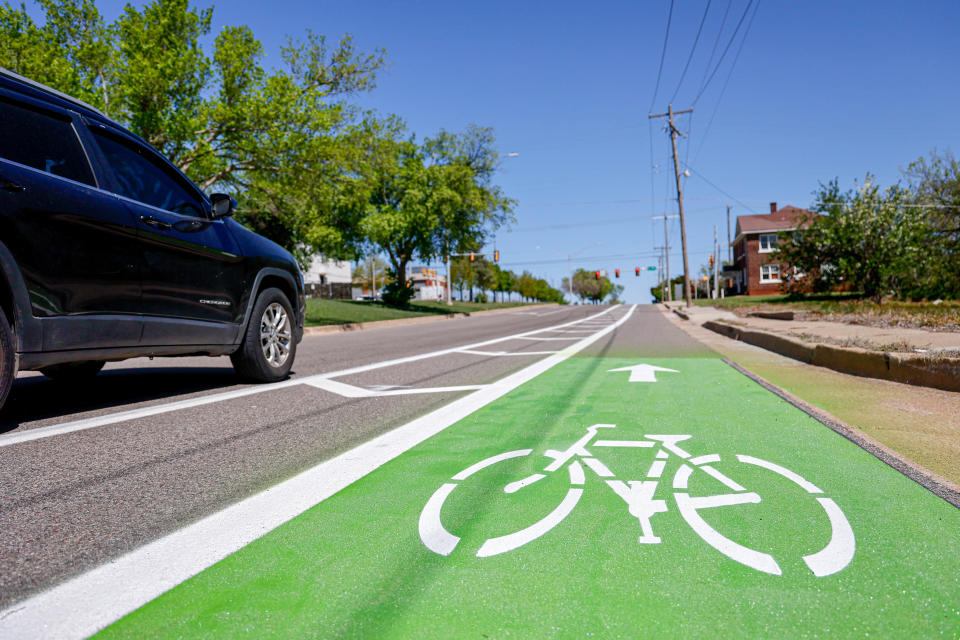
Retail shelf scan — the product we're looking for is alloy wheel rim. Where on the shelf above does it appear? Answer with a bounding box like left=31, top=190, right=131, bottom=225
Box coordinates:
left=259, top=302, right=291, bottom=368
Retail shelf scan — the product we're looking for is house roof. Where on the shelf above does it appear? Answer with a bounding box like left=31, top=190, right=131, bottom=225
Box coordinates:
left=732, top=205, right=816, bottom=245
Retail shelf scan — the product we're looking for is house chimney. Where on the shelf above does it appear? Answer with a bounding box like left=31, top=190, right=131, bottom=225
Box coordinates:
left=769, top=202, right=777, bottom=214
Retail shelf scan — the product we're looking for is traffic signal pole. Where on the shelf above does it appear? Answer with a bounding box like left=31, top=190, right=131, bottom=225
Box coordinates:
left=650, top=104, right=693, bottom=307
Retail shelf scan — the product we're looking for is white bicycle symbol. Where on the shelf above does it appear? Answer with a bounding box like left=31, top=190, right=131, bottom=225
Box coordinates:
left=419, top=424, right=855, bottom=577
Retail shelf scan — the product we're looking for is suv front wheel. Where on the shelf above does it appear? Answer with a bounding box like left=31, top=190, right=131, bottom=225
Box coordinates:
left=231, top=288, right=297, bottom=382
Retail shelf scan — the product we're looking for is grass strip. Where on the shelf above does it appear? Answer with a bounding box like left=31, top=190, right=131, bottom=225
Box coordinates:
left=305, top=299, right=540, bottom=326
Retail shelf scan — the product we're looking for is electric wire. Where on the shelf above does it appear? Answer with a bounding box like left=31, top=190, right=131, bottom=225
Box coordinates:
left=691, top=0, right=761, bottom=166
left=649, top=0, right=676, bottom=112
left=670, top=0, right=713, bottom=104
left=698, top=0, right=734, bottom=94
left=692, top=0, right=755, bottom=106
left=681, top=162, right=757, bottom=213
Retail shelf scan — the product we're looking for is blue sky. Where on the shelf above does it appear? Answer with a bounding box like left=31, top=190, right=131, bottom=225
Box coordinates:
left=35, top=1, right=960, bottom=302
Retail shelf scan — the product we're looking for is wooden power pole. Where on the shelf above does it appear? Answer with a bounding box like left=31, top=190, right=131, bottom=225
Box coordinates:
left=650, top=104, right=693, bottom=307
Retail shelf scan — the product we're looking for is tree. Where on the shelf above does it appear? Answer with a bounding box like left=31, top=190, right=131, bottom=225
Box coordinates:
left=780, top=177, right=929, bottom=303
left=568, top=269, right=614, bottom=303
left=450, top=255, right=475, bottom=300
left=494, top=267, right=515, bottom=303
left=0, top=1, right=114, bottom=112
left=0, top=0, right=386, bottom=266
left=903, top=150, right=960, bottom=298
left=359, top=122, right=513, bottom=298
left=473, top=257, right=496, bottom=301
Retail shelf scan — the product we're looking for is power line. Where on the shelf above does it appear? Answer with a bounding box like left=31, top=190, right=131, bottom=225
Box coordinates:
left=521, top=198, right=644, bottom=207
left=509, top=206, right=724, bottom=234
left=649, top=0, right=676, bottom=111
left=670, top=0, right=713, bottom=104
left=698, top=0, right=734, bottom=94
left=502, top=251, right=663, bottom=268
left=692, top=0, right=756, bottom=106
left=680, top=162, right=758, bottom=213
left=691, top=0, right=761, bottom=165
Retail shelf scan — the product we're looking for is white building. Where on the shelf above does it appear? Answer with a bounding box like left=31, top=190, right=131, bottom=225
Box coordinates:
left=302, top=255, right=356, bottom=299
left=409, top=266, right=447, bottom=301
left=302, top=255, right=352, bottom=285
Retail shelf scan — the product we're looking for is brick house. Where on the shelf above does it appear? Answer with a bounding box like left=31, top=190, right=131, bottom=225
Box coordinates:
left=731, top=202, right=816, bottom=295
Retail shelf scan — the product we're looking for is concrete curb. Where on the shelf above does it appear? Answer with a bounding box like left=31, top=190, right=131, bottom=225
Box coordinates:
left=703, top=320, right=960, bottom=393
left=302, top=303, right=556, bottom=336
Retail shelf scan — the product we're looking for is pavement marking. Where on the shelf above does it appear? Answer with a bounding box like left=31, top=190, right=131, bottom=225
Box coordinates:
left=305, top=378, right=487, bottom=398
left=515, top=336, right=583, bottom=341
left=420, top=421, right=855, bottom=578
left=0, top=307, right=619, bottom=449
left=608, top=363, right=680, bottom=383
left=0, top=306, right=636, bottom=640
left=455, top=349, right=559, bottom=357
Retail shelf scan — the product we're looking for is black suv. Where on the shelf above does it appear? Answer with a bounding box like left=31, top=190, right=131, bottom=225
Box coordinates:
left=0, top=68, right=305, bottom=411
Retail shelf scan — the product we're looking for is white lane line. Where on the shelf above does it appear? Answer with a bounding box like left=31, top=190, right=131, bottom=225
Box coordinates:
left=0, top=305, right=636, bottom=639
left=0, top=307, right=619, bottom=449
left=306, top=378, right=487, bottom=398
left=456, top=349, right=559, bottom=357
left=514, top=336, right=582, bottom=341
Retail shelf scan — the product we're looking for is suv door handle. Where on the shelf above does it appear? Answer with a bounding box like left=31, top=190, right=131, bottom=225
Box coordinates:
left=140, top=215, right=172, bottom=231
left=0, top=177, right=26, bottom=192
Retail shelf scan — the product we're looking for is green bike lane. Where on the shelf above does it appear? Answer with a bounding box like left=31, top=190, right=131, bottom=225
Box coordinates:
left=95, top=349, right=960, bottom=637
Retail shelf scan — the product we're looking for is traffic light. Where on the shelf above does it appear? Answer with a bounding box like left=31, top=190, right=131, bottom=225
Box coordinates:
left=709, top=254, right=714, bottom=267
left=493, top=250, right=499, bottom=263
left=635, top=267, right=640, bottom=277
left=469, top=252, right=475, bottom=262
left=615, top=269, right=620, bottom=278
left=594, top=271, right=600, bottom=280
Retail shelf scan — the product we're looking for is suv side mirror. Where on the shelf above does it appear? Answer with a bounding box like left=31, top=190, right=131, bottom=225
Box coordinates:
left=210, top=193, right=236, bottom=219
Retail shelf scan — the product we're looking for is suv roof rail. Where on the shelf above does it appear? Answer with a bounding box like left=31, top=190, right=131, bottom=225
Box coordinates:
left=0, top=66, right=107, bottom=118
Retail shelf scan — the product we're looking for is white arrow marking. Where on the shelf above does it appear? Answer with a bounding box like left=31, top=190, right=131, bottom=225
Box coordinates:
left=607, top=364, right=679, bottom=383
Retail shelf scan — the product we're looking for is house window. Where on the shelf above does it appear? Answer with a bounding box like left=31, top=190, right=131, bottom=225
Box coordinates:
left=758, top=233, right=778, bottom=253
left=760, top=264, right=780, bottom=282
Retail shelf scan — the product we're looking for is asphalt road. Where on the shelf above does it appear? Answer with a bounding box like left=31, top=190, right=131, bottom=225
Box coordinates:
left=0, top=303, right=708, bottom=609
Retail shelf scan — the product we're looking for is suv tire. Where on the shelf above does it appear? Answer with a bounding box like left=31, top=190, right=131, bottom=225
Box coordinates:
left=231, top=288, right=297, bottom=382
left=39, top=360, right=105, bottom=381
left=0, top=312, right=16, bottom=411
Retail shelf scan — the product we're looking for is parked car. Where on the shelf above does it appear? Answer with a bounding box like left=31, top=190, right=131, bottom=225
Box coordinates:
left=0, top=68, right=305, bottom=411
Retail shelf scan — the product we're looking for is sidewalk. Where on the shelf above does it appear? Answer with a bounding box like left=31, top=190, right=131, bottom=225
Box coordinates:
left=663, top=301, right=960, bottom=392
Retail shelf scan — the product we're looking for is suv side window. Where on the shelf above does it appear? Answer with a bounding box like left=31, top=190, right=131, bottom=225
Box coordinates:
left=90, top=128, right=205, bottom=217
left=0, top=97, right=95, bottom=186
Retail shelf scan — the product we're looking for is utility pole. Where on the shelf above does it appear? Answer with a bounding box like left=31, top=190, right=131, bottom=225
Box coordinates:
left=713, top=225, right=720, bottom=299
left=726, top=205, right=732, bottom=264
left=650, top=104, right=693, bottom=307
left=445, top=250, right=452, bottom=305
left=651, top=214, right=678, bottom=301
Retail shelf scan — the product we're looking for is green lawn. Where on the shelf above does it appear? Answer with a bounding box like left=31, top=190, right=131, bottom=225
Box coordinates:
left=304, top=298, right=542, bottom=326
left=695, top=293, right=960, bottom=329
